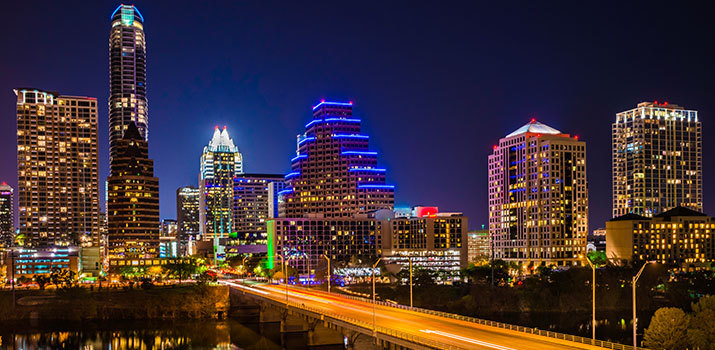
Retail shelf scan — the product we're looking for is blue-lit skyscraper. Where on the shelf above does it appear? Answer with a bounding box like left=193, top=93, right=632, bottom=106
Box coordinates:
left=279, top=101, right=394, bottom=218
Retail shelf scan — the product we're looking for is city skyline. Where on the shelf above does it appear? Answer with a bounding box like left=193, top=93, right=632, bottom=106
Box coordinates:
left=1, top=2, right=715, bottom=230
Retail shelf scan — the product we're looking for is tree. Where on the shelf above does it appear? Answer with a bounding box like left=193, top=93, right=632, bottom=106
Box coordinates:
left=687, top=295, right=715, bottom=350
left=49, top=267, right=76, bottom=289
left=164, top=261, right=199, bottom=284
left=34, top=274, right=51, bottom=290
left=643, top=307, right=689, bottom=350
left=587, top=251, right=608, bottom=266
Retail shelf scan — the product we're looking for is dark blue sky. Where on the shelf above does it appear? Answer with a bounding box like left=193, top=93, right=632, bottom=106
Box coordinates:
left=1, top=1, right=714, bottom=230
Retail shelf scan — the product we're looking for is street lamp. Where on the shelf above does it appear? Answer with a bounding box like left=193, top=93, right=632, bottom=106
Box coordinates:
left=408, top=257, right=413, bottom=308
left=581, top=255, right=596, bottom=344
left=372, top=257, right=382, bottom=336
left=322, top=254, right=331, bottom=294
left=242, top=256, right=248, bottom=278
left=633, top=261, right=656, bottom=350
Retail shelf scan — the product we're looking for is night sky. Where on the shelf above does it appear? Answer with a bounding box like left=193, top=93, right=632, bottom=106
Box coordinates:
left=1, top=1, right=714, bottom=230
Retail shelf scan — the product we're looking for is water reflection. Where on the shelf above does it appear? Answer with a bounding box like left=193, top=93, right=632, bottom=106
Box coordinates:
left=0, top=320, right=314, bottom=349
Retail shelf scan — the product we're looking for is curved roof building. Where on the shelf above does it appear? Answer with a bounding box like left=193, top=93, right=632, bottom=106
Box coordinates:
left=109, top=4, right=147, bottom=168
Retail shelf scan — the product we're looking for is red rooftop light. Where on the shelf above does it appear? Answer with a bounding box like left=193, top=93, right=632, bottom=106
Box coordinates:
left=531, top=118, right=536, bottom=123
left=493, top=145, right=498, bottom=150
left=1, top=182, right=6, bottom=186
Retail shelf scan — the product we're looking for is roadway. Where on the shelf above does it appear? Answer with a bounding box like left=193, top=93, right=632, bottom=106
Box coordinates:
left=222, top=280, right=606, bottom=350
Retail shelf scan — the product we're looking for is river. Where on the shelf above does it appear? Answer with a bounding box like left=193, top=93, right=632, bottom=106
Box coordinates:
left=0, top=319, right=346, bottom=349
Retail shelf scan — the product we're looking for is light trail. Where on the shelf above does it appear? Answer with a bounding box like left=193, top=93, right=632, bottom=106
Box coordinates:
left=219, top=280, right=270, bottom=295
left=420, top=329, right=518, bottom=350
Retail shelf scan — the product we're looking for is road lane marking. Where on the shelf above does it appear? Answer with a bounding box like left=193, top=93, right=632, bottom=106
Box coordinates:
left=420, top=329, right=518, bottom=350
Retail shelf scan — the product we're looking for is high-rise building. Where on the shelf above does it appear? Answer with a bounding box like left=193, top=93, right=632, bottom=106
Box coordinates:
left=233, top=174, right=285, bottom=245
left=488, top=119, right=588, bottom=266
left=467, top=229, right=490, bottom=263
left=177, top=186, right=200, bottom=254
left=15, top=89, right=100, bottom=248
left=109, top=4, right=147, bottom=165
left=606, top=206, right=713, bottom=267
left=612, top=102, right=701, bottom=217
left=280, top=101, right=394, bottom=218
left=268, top=217, right=382, bottom=274
left=199, top=127, right=243, bottom=241
left=0, top=183, right=13, bottom=248
left=160, top=219, right=178, bottom=258
left=106, top=123, right=159, bottom=258
left=160, top=219, right=178, bottom=237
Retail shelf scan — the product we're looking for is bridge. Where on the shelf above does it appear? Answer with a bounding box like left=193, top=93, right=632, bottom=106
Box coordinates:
left=222, top=280, right=643, bottom=350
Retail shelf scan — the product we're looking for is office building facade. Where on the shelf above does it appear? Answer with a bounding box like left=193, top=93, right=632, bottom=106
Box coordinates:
left=106, top=123, right=159, bottom=258
left=381, top=211, right=469, bottom=273
left=467, top=229, right=490, bottom=263
left=177, top=186, right=200, bottom=254
left=0, top=183, right=13, bottom=248
left=606, top=207, right=713, bottom=267
left=612, top=102, right=701, bottom=217
left=15, top=89, right=100, bottom=248
left=199, top=126, right=243, bottom=241
left=4, top=246, right=79, bottom=277
left=109, top=4, right=147, bottom=165
left=280, top=101, right=394, bottom=218
left=267, top=217, right=382, bottom=274
left=488, top=120, right=588, bottom=266
left=233, top=174, right=285, bottom=245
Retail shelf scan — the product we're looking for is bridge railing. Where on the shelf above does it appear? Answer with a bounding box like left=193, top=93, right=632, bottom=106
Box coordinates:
left=327, top=287, right=647, bottom=350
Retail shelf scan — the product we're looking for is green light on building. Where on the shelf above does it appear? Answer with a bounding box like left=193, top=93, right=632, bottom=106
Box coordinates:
left=266, top=220, right=275, bottom=270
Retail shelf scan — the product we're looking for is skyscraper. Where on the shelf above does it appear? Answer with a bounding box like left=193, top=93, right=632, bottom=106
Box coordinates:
left=488, top=120, right=588, bottom=266
left=109, top=4, right=147, bottom=165
left=15, top=88, right=100, bottom=248
left=176, top=186, right=200, bottom=254
left=106, top=123, right=159, bottom=258
left=0, top=183, right=13, bottom=248
left=279, top=101, right=394, bottom=218
left=199, top=127, right=243, bottom=241
left=232, top=174, right=285, bottom=246
left=612, top=102, right=701, bottom=217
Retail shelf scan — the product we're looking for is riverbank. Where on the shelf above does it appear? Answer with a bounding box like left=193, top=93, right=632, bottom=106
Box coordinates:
left=0, top=285, right=229, bottom=322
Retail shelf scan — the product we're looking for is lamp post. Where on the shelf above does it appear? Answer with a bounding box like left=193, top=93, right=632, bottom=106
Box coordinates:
left=242, top=256, right=248, bottom=278
left=581, top=255, right=596, bottom=344
left=372, top=257, right=382, bottom=336
left=633, top=261, right=655, bottom=350
left=10, top=247, right=16, bottom=308
left=322, top=255, right=331, bottom=294
left=408, top=257, right=413, bottom=308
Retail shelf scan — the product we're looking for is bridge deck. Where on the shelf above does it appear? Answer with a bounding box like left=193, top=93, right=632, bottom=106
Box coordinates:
left=223, top=280, right=635, bottom=350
